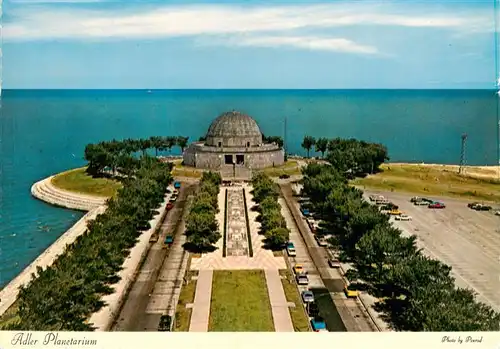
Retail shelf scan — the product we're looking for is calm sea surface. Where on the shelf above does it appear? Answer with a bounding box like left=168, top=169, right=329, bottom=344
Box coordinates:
left=0, top=89, right=498, bottom=287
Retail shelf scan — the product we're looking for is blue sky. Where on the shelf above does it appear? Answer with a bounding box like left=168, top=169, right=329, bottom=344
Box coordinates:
left=2, top=0, right=498, bottom=89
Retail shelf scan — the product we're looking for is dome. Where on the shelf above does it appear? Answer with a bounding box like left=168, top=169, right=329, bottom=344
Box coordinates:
left=206, top=111, right=262, bottom=138
left=205, top=111, right=263, bottom=147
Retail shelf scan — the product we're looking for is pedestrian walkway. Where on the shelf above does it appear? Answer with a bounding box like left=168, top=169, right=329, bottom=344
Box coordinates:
left=264, top=269, right=294, bottom=332
left=188, top=270, right=213, bottom=332
left=226, top=189, right=249, bottom=256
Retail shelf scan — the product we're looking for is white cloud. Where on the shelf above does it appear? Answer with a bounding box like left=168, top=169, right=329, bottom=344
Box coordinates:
left=2, top=3, right=493, bottom=53
left=199, top=35, right=380, bottom=55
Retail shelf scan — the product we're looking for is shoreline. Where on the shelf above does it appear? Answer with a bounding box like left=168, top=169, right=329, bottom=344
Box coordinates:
left=31, top=175, right=108, bottom=211
left=0, top=206, right=106, bottom=317
left=0, top=176, right=108, bottom=318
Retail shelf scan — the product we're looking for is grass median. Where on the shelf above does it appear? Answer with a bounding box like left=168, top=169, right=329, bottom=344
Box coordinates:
left=353, top=163, right=500, bottom=202
left=279, top=270, right=311, bottom=332
left=174, top=270, right=198, bottom=332
left=209, top=270, right=274, bottom=331
left=51, top=167, right=122, bottom=197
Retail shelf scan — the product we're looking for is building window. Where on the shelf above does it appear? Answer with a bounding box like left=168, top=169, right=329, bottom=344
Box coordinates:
left=247, top=142, right=250, bottom=147
left=218, top=142, right=222, bottom=147
left=224, top=154, right=233, bottom=164
left=236, top=154, right=244, bottom=165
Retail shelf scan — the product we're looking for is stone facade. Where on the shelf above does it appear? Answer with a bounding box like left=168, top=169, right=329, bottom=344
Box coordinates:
left=183, top=111, right=284, bottom=170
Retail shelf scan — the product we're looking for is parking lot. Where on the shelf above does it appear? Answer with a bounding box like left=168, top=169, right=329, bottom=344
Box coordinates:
left=364, top=190, right=500, bottom=312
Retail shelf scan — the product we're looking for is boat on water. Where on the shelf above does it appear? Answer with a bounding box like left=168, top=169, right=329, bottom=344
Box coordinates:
left=147, top=90, right=152, bottom=94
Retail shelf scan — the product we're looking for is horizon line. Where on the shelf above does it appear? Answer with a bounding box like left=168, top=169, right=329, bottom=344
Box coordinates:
left=1, top=88, right=497, bottom=91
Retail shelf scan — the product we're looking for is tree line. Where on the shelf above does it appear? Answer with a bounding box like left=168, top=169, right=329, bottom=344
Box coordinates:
left=301, top=140, right=500, bottom=331
left=4, top=139, right=174, bottom=331
left=302, top=136, right=387, bottom=170
left=184, top=172, right=222, bottom=253
left=84, top=136, right=189, bottom=175
left=251, top=173, right=290, bottom=249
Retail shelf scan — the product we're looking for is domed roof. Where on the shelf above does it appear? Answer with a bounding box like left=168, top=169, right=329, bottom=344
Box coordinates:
left=206, top=111, right=262, bottom=138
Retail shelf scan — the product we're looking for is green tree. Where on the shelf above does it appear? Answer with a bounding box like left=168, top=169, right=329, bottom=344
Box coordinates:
left=315, top=137, right=328, bottom=157
left=176, top=136, right=189, bottom=153
left=301, top=135, right=316, bottom=158
left=265, top=227, right=290, bottom=249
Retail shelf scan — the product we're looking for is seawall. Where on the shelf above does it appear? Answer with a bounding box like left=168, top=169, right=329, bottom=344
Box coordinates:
left=31, top=176, right=107, bottom=211
left=0, top=205, right=106, bottom=316
left=0, top=175, right=108, bottom=317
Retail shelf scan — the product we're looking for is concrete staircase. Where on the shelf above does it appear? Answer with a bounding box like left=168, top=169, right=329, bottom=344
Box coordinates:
left=31, top=176, right=107, bottom=211
left=219, top=166, right=252, bottom=181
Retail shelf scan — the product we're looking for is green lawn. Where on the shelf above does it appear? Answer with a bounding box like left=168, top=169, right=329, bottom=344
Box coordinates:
left=279, top=270, right=311, bottom=332
left=353, top=163, right=500, bottom=203
left=261, top=160, right=301, bottom=177
left=209, top=270, right=275, bottom=331
left=51, top=167, right=122, bottom=198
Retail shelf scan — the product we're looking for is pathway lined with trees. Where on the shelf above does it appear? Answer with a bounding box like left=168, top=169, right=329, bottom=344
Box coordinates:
left=3, top=136, right=177, bottom=330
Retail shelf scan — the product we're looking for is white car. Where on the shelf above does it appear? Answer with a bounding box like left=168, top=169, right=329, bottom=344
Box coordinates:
left=495, top=210, right=500, bottom=216
left=287, top=246, right=297, bottom=257
left=395, top=214, right=412, bottom=221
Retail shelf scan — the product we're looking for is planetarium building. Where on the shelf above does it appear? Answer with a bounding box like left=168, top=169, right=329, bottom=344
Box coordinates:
left=183, top=111, right=284, bottom=169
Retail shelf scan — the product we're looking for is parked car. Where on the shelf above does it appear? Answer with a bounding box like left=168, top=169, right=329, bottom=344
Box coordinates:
left=428, top=202, right=446, bottom=209
left=415, top=199, right=430, bottom=206
left=170, top=195, right=178, bottom=202
left=471, top=204, right=492, bottom=211
left=296, top=273, right=309, bottom=285
left=410, top=196, right=421, bottom=203
left=158, top=315, right=172, bottom=331
left=300, top=207, right=311, bottom=217
left=328, top=258, right=341, bottom=268
left=310, top=317, right=328, bottom=332
left=389, top=209, right=402, bottom=216
left=344, top=285, right=358, bottom=298
left=308, top=302, right=320, bottom=317
left=301, top=290, right=315, bottom=303
left=495, top=210, right=500, bottom=216
left=468, top=202, right=480, bottom=208
left=315, top=235, right=328, bottom=247
left=149, top=233, right=159, bottom=243
left=286, top=243, right=296, bottom=257
left=166, top=202, right=174, bottom=210
left=293, top=264, right=304, bottom=274
left=395, top=214, right=412, bottom=221
left=174, top=181, right=181, bottom=189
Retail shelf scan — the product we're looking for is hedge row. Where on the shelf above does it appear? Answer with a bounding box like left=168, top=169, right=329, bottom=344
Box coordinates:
left=184, top=172, right=222, bottom=253
left=251, top=173, right=290, bottom=250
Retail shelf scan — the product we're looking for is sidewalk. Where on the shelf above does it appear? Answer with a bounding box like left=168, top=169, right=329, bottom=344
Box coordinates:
left=188, top=270, right=213, bottom=332
left=264, top=269, right=294, bottom=332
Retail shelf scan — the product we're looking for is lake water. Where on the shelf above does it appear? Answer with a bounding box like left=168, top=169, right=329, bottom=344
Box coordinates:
left=0, top=89, right=498, bottom=287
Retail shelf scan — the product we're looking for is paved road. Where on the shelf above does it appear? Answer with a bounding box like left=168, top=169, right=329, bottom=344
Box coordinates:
left=112, top=184, right=195, bottom=331
left=364, top=190, right=500, bottom=312
left=280, top=184, right=377, bottom=332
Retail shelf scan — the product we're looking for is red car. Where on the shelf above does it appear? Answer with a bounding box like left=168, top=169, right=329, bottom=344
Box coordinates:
left=166, top=202, right=174, bottom=210
left=428, top=202, right=445, bottom=209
